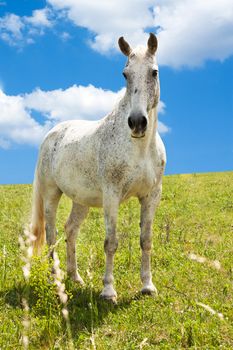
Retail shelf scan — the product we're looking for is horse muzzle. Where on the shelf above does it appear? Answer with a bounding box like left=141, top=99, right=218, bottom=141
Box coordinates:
left=128, top=113, right=147, bottom=138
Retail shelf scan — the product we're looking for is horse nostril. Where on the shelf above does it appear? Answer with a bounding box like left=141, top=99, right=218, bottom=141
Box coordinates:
left=128, top=117, right=134, bottom=130
left=141, top=116, right=147, bottom=130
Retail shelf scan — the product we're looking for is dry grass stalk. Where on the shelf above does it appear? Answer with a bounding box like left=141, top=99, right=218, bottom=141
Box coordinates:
left=87, top=249, right=96, bottom=350
left=188, top=253, right=221, bottom=270
left=52, top=251, right=74, bottom=350
left=18, top=226, right=36, bottom=349
left=196, top=301, right=224, bottom=320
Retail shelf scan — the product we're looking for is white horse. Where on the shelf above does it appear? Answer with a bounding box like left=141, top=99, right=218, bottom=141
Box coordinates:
left=31, top=33, right=166, bottom=302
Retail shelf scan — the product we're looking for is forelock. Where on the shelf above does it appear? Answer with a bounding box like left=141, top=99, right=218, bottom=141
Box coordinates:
left=129, top=46, right=156, bottom=65
left=131, top=46, right=146, bottom=57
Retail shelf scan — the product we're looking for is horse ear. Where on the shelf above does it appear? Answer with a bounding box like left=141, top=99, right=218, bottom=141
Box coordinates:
left=118, top=36, right=132, bottom=56
left=147, top=33, right=158, bottom=55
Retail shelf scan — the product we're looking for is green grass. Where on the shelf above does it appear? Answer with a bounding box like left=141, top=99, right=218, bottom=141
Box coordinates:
left=0, top=172, right=233, bottom=349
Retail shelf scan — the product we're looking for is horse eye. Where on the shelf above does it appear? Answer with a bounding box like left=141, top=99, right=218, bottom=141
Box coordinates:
left=123, top=72, right=127, bottom=80
left=152, top=70, right=158, bottom=78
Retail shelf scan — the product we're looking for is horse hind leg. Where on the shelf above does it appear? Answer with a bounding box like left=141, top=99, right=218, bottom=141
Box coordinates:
left=64, top=202, right=89, bottom=284
left=44, top=185, right=62, bottom=257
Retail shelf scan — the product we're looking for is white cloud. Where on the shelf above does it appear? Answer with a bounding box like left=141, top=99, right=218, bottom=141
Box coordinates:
left=25, top=8, right=53, bottom=28
left=24, top=85, right=125, bottom=121
left=158, top=101, right=166, bottom=115
left=0, top=90, right=52, bottom=147
left=48, top=0, right=154, bottom=53
left=0, top=7, right=54, bottom=46
left=48, top=0, right=233, bottom=67
left=0, top=13, right=23, bottom=37
left=1, top=1, right=232, bottom=66
left=154, top=0, right=233, bottom=67
left=0, top=13, right=24, bottom=45
left=0, top=85, right=169, bottom=148
left=158, top=121, right=170, bottom=134
left=60, top=31, right=71, bottom=41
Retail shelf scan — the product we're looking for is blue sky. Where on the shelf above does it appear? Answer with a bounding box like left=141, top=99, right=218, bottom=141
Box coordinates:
left=0, top=0, right=232, bottom=184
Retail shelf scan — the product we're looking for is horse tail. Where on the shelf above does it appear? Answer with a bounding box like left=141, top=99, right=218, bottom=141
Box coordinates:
left=31, top=169, right=45, bottom=254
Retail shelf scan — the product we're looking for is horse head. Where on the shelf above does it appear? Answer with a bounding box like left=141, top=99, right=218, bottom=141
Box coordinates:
left=118, top=33, right=160, bottom=139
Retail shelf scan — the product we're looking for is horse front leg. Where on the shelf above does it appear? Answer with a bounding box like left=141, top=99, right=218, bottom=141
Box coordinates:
left=100, top=190, right=119, bottom=302
left=139, top=185, right=162, bottom=295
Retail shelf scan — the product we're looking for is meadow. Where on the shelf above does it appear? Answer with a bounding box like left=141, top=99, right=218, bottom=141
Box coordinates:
left=0, top=172, right=232, bottom=349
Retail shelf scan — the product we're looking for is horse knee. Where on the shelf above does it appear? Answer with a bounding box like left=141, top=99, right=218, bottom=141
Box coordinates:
left=104, top=237, right=118, bottom=254
left=140, top=236, right=152, bottom=251
left=65, top=222, right=75, bottom=238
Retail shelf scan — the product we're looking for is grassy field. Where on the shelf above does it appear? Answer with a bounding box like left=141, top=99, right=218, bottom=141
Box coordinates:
left=0, top=172, right=232, bottom=349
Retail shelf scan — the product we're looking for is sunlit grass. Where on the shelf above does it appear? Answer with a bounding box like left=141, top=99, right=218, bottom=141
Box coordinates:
left=0, top=172, right=232, bottom=349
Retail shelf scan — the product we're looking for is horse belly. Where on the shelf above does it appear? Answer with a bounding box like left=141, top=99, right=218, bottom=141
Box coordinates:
left=70, top=186, right=103, bottom=207
left=53, top=149, right=103, bottom=207
left=56, top=174, right=103, bottom=207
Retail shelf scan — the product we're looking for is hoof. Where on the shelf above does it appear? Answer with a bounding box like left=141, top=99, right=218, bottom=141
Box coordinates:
left=68, top=272, right=85, bottom=285
left=100, top=285, right=117, bottom=303
left=141, top=283, right=157, bottom=296
left=100, top=294, right=117, bottom=304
